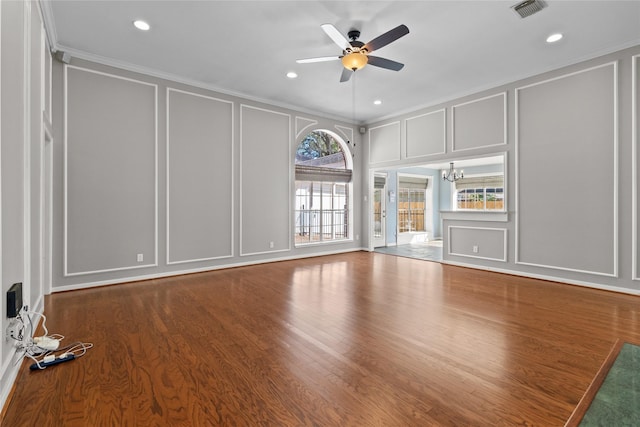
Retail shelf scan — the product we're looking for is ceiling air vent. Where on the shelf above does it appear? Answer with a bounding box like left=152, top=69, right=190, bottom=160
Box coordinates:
left=512, top=0, right=546, bottom=18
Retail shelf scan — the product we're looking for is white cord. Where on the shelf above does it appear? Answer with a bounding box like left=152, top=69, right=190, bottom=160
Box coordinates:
left=12, top=309, right=93, bottom=369
left=23, top=310, right=50, bottom=337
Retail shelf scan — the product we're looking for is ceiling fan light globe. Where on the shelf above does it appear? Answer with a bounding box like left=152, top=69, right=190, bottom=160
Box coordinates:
left=341, top=52, right=367, bottom=71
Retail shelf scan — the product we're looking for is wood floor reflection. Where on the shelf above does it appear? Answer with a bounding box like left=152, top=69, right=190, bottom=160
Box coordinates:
left=3, top=251, right=640, bottom=426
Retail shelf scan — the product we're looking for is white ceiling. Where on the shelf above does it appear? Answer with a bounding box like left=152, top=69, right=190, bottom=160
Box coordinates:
left=42, top=1, right=640, bottom=124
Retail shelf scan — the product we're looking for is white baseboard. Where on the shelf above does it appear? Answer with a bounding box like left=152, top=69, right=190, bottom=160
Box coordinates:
left=52, top=247, right=367, bottom=293
left=441, top=260, right=640, bottom=296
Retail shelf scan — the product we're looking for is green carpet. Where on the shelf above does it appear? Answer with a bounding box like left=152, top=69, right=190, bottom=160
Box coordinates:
left=579, top=342, right=640, bottom=426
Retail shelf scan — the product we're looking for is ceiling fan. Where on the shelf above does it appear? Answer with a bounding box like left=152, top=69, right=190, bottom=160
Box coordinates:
left=297, top=23, right=410, bottom=82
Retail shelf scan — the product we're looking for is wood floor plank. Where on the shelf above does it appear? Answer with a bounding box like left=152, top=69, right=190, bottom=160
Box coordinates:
left=3, top=252, right=640, bottom=426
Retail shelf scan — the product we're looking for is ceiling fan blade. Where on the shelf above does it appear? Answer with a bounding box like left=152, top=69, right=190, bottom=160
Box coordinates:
left=363, top=24, right=409, bottom=53
left=321, top=23, right=352, bottom=50
left=296, top=56, right=341, bottom=64
left=367, top=56, right=405, bottom=71
left=340, top=67, right=353, bottom=82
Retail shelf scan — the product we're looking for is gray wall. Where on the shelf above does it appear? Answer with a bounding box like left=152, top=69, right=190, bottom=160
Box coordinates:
left=240, top=105, right=291, bottom=255
left=167, top=89, right=233, bottom=264
left=516, top=63, right=616, bottom=276
left=0, top=0, right=49, bottom=410
left=65, top=67, right=157, bottom=275
left=366, top=44, right=640, bottom=294
left=405, top=110, right=446, bottom=159
left=51, top=59, right=363, bottom=291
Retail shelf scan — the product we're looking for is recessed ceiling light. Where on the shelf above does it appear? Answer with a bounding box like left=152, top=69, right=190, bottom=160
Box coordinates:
left=133, top=20, right=150, bottom=31
left=546, top=33, right=563, bottom=43
left=373, top=100, right=382, bottom=105
left=286, top=71, right=298, bottom=79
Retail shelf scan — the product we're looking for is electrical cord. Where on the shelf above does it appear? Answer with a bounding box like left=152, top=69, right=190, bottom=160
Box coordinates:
left=28, top=342, right=94, bottom=370
left=11, top=309, right=93, bottom=370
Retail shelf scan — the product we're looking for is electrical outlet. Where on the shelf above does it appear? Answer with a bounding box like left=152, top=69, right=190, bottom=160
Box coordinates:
left=137, top=253, right=143, bottom=262
left=5, top=319, right=20, bottom=343
left=472, top=245, right=479, bottom=253
left=269, top=241, right=274, bottom=249
left=356, top=234, right=359, bottom=240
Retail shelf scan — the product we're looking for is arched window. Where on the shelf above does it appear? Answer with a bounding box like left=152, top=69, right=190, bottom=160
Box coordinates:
left=294, top=130, right=352, bottom=245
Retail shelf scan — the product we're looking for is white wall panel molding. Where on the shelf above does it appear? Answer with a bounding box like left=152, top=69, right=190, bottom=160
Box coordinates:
left=404, top=109, right=446, bottom=159
left=63, top=64, right=158, bottom=277
left=166, top=87, right=234, bottom=265
left=334, top=124, right=354, bottom=148
left=441, top=211, right=509, bottom=222
left=633, top=54, right=639, bottom=281
left=0, top=1, right=6, bottom=411
left=22, top=0, right=32, bottom=307
left=239, top=104, right=291, bottom=257
left=447, top=226, right=507, bottom=262
left=515, top=61, right=618, bottom=278
left=43, top=111, right=53, bottom=295
left=30, top=6, right=47, bottom=306
left=452, top=92, right=506, bottom=152
left=38, top=0, right=58, bottom=52
left=295, top=116, right=317, bottom=139
left=369, top=121, right=401, bottom=164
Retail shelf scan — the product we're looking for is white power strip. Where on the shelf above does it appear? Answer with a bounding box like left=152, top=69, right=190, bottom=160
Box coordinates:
left=33, top=336, right=60, bottom=351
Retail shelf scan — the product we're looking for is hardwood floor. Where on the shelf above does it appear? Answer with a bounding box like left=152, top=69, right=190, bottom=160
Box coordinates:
left=3, top=252, right=640, bottom=426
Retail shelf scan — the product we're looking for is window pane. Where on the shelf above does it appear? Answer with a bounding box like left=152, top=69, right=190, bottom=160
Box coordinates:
left=373, top=188, right=382, bottom=238
left=295, top=181, right=312, bottom=242
left=295, top=131, right=346, bottom=169
left=398, top=188, right=425, bottom=232
left=486, top=187, right=504, bottom=210
left=410, top=189, right=425, bottom=232
left=456, top=185, right=504, bottom=211
left=295, top=180, right=349, bottom=244
left=398, top=189, right=409, bottom=232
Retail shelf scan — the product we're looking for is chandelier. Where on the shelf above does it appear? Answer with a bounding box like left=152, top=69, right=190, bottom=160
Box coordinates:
left=442, top=162, right=463, bottom=182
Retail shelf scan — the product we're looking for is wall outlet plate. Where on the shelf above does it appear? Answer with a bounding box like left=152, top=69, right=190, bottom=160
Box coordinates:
left=5, top=319, right=18, bottom=342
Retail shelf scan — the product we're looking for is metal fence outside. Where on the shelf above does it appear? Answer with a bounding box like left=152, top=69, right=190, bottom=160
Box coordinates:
left=295, top=209, right=348, bottom=243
